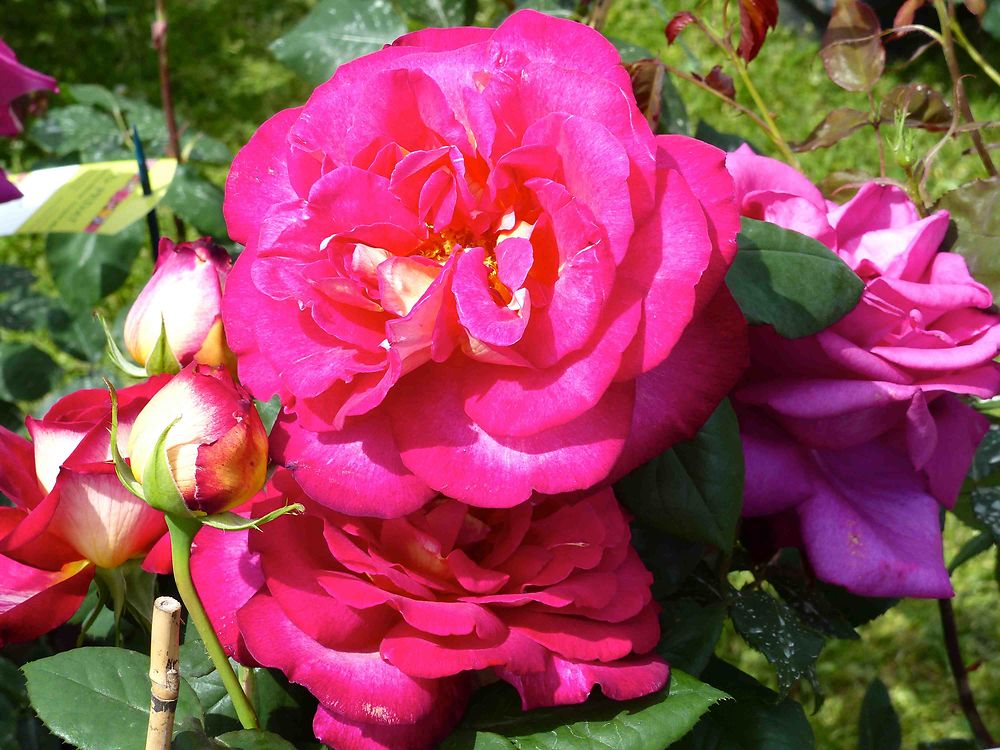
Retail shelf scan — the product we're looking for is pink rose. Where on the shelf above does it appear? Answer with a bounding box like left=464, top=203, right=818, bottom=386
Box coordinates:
left=0, top=37, right=58, bottom=137
left=192, top=470, right=668, bottom=750
left=128, top=364, right=269, bottom=515
left=0, top=379, right=170, bottom=645
left=222, top=10, right=747, bottom=516
left=124, top=238, right=236, bottom=371
left=727, top=145, right=1000, bottom=598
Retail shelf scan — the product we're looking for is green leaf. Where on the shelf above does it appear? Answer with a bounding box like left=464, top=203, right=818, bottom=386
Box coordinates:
left=937, top=178, right=1000, bottom=299
left=270, top=0, right=408, bottom=85
left=814, top=582, right=897, bottom=628
left=163, top=165, right=228, bottom=239
left=440, top=671, right=726, bottom=750
left=182, top=133, right=233, bottom=165
left=727, top=217, right=863, bottom=338
left=254, top=395, right=282, bottom=434
left=107, top=383, right=146, bottom=500
left=970, top=487, right=1000, bottom=543
left=0, top=263, right=37, bottom=292
left=658, top=600, right=727, bottom=676
left=0, top=287, right=54, bottom=332
left=616, top=400, right=743, bottom=550
left=22, top=647, right=203, bottom=750
left=671, top=659, right=815, bottom=749
left=693, top=122, right=748, bottom=152
left=857, top=678, right=900, bottom=750
left=514, top=0, right=577, bottom=18
left=730, top=587, right=826, bottom=697
left=791, top=108, right=870, bottom=152
left=216, top=730, right=299, bottom=749
left=29, top=105, right=126, bottom=160
left=47, top=306, right=105, bottom=363
left=0, top=344, right=60, bottom=402
left=142, top=417, right=192, bottom=517
left=397, top=0, right=476, bottom=26
left=201, top=503, right=304, bottom=531
left=764, top=549, right=858, bottom=641
left=98, top=313, right=148, bottom=378
left=45, top=224, right=144, bottom=312
left=948, top=531, right=994, bottom=573
left=145, top=316, right=183, bottom=376
left=984, top=0, right=1000, bottom=39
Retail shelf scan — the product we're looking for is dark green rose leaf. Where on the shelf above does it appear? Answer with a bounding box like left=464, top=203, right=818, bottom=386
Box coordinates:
left=22, top=647, right=203, bottom=750
left=29, top=105, right=126, bottom=160
left=0, top=344, right=60, bottom=402
left=616, top=399, right=743, bottom=550
left=398, top=0, right=476, bottom=26
left=45, top=223, right=145, bottom=312
left=730, top=587, right=826, bottom=696
left=671, top=658, right=815, bottom=749
left=270, top=0, right=407, bottom=85
left=858, top=678, right=901, bottom=750
left=163, top=165, right=228, bottom=239
left=727, top=217, right=864, bottom=338
left=440, top=671, right=726, bottom=750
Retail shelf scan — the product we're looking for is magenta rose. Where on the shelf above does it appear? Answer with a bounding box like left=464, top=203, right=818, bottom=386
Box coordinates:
left=0, top=379, right=170, bottom=645
left=192, top=470, right=668, bottom=750
left=0, top=37, right=57, bottom=138
left=727, top=145, right=1000, bottom=598
left=222, top=10, right=748, bottom=516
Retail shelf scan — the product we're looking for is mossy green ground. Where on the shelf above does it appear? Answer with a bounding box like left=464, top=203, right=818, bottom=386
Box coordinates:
left=1, top=1, right=997, bottom=747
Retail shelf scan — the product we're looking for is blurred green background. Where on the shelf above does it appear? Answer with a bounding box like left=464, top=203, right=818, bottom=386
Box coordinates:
left=0, top=1, right=997, bottom=747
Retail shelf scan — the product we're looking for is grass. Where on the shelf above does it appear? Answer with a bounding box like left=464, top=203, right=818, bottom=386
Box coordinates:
left=1, top=0, right=998, bottom=747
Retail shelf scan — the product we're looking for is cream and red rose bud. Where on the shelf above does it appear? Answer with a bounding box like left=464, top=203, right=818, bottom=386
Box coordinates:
left=124, top=237, right=235, bottom=370
left=726, top=145, right=1000, bottom=599
left=192, top=470, right=668, bottom=750
left=128, top=363, right=268, bottom=515
left=0, top=379, right=171, bottom=646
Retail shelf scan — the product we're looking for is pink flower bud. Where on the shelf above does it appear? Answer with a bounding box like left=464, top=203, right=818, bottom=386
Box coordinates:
left=128, top=364, right=268, bottom=515
left=124, top=237, right=235, bottom=370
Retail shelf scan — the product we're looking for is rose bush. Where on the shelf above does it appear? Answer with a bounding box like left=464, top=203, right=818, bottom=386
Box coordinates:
left=192, top=469, right=667, bottom=750
left=222, top=9, right=748, bottom=516
left=0, top=379, right=170, bottom=645
left=728, top=145, right=1000, bottom=598
left=124, top=237, right=235, bottom=371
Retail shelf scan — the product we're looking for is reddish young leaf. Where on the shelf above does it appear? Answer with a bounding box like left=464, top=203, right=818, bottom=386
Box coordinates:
left=880, top=83, right=951, bottom=131
left=821, top=0, right=885, bottom=92
left=963, top=0, right=985, bottom=16
left=700, top=65, right=737, bottom=99
left=666, top=11, right=697, bottom=44
left=737, top=0, right=779, bottom=62
left=791, top=107, right=870, bottom=151
left=625, top=58, right=666, bottom=129
left=893, top=0, right=925, bottom=28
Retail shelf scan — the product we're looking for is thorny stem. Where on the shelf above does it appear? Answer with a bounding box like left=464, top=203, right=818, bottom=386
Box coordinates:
left=937, top=598, right=996, bottom=747
left=167, top=515, right=259, bottom=730
left=932, top=0, right=997, bottom=176
left=153, top=0, right=186, bottom=240
left=691, top=16, right=801, bottom=167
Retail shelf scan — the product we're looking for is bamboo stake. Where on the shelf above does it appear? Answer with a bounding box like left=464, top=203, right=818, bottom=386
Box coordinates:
left=146, top=596, right=182, bottom=750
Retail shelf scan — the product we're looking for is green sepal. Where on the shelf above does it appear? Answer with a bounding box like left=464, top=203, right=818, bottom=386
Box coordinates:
left=105, top=381, right=145, bottom=500
left=145, top=315, right=182, bottom=376
left=98, top=314, right=147, bottom=378
left=141, top=415, right=195, bottom=518
left=202, top=503, right=305, bottom=532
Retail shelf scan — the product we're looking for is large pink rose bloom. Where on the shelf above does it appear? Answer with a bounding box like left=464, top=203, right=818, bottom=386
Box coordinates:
left=222, top=10, right=747, bottom=515
left=728, top=145, right=1000, bottom=598
left=0, top=380, right=171, bottom=645
left=193, top=470, right=667, bottom=750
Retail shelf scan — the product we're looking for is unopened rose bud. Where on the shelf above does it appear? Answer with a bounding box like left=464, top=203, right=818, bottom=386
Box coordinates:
left=124, top=237, right=235, bottom=371
left=127, top=364, right=268, bottom=515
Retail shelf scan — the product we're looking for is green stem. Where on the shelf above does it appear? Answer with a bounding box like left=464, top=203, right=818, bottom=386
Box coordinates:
left=731, top=58, right=800, bottom=168
left=166, top=515, right=259, bottom=730
left=949, top=17, right=1000, bottom=89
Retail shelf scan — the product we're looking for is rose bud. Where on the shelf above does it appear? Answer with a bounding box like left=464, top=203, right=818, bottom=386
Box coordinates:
left=124, top=237, right=235, bottom=371
left=127, top=364, right=268, bottom=515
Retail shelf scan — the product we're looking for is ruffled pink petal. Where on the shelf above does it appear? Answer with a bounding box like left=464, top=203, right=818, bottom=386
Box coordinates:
left=190, top=523, right=264, bottom=663
left=0, top=168, right=21, bottom=204
left=388, top=361, right=634, bottom=507
left=270, top=412, right=435, bottom=518
left=498, top=653, right=669, bottom=710
left=923, top=396, right=988, bottom=508
left=393, top=26, right=493, bottom=51
left=612, top=288, right=748, bottom=479
left=0, top=40, right=58, bottom=137
left=453, top=247, right=530, bottom=347
left=224, top=107, right=302, bottom=244
left=798, top=438, right=953, bottom=598
left=0, top=554, right=90, bottom=646
left=726, top=145, right=828, bottom=218
left=0, top=426, right=43, bottom=510
left=738, top=411, right=817, bottom=516
left=312, top=692, right=468, bottom=750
